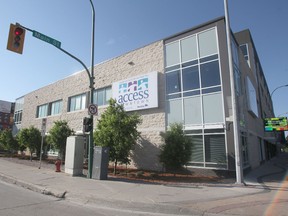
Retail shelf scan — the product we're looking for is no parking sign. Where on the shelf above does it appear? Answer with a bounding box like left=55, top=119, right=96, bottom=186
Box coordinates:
left=88, top=104, right=98, bottom=116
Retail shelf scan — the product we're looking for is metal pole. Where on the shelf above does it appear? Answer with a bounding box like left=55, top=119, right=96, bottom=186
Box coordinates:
left=87, top=0, right=96, bottom=179
left=271, top=84, right=288, bottom=98
left=38, top=133, right=44, bottom=169
left=224, top=0, right=244, bottom=184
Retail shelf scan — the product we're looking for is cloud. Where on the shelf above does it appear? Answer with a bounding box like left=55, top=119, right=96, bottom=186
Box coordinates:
left=106, top=38, right=116, bottom=45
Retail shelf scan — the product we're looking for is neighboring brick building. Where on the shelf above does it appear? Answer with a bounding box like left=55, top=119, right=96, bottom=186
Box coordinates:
left=14, top=17, right=279, bottom=173
left=0, top=100, right=14, bottom=131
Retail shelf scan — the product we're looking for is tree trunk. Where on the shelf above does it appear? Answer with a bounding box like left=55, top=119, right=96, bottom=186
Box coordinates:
left=113, top=160, right=118, bottom=175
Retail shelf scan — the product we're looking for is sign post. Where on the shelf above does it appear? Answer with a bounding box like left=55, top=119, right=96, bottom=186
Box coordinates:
left=39, top=118, right=47, bottom=169
left=13, top=12, right=96, bottom=178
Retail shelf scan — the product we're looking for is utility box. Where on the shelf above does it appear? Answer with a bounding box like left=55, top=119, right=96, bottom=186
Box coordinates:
left=65, top=136, right=85, bottom=176
left=92, top=146, right=109, bottom=180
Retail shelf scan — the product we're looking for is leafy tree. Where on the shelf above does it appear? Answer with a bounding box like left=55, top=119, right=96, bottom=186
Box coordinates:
left=46, top=120, right=73, bottom=160
left=284, top=135, right=288, bottom=152
left=17, top=126, right=41, bottom=160
left=94, top=99, right=142, bottom=174
left=159, top=123, right=192, bottom=172
left=0, top=129, right=19, bottom=153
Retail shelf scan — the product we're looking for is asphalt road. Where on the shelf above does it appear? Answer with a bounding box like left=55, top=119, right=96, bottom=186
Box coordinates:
left=0, top=180, right=184, bottom=216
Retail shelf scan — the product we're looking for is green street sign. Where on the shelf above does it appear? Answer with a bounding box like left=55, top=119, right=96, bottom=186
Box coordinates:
left=32, top=31, right=61, bottom=48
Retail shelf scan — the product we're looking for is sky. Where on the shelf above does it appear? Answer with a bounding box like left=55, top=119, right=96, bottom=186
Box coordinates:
left=0, top=0, right=287, bottom=117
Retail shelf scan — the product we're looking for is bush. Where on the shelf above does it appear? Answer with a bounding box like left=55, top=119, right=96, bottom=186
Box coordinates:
left=159, top=123, right=192, bottom=172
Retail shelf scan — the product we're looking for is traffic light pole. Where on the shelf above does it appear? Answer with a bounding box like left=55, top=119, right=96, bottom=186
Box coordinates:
left=15, top=0, right=96, bottom=179
left=88, top=0, right=96, bottom=179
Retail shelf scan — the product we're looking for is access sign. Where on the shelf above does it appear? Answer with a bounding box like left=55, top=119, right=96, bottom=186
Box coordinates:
left=32, top=31, right=61, bottom=48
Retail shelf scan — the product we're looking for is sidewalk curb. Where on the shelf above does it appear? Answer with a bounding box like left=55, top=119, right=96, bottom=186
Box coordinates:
left=0, top=172, right=67, bottom=198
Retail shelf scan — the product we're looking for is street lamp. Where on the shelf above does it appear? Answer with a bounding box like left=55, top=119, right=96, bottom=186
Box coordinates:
left=224, top=0, right=243, bottom=185
left=277, top=112, right=288, bottom=117
left=87, top=0, right=95, bottom=179
left=271, top=84, right=288, bottom=98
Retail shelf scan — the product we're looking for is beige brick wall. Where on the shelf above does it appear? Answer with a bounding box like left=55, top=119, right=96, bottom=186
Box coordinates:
left=21, top=40, right=166, bottom=171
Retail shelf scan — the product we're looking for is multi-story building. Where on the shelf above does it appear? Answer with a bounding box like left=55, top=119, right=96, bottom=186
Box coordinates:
left=13, top=17, right=279, bottom=174
left=0, top=100, right=14, bottom=131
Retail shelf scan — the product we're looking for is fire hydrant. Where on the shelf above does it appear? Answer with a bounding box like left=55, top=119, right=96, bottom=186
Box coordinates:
left=55, top=159, right=61, bottom=172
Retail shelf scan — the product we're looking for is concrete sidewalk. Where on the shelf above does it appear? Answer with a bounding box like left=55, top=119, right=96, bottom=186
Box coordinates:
left=0, top=153, right=287, bottom=216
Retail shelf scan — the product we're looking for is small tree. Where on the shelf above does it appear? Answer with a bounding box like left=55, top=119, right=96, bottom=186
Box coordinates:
left=159, top=123, right=192, bottom=172
left=47, top=120, right=73, bottom=160
left=17, top=126, right=41, bottom=160
left=94, top=99, right=142, bottom=174
left=284, top=135, right=288, bottom=152
left=0, top=129, right=19, bottom=153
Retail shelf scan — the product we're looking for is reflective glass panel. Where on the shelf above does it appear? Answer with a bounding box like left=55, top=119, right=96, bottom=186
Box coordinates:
left=182, top=66, right=200, bottom=91
left=166, top=70, right=181, bottom=94
left=181, top=35, right=197, bottom=62
left=203, top=93, right=223, bottom=123
left=198, top=28, right=217, bottom=58
left=166, top=99, right=182, bottom=125
left=184, top=96, right=201, bottom=125
left=200, top=60, right=220, bottom=88
left=165, top=42, right=180, bottom=67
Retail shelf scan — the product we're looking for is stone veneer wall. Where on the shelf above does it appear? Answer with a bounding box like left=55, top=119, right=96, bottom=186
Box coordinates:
left=21, top=40, right=166, bottom=171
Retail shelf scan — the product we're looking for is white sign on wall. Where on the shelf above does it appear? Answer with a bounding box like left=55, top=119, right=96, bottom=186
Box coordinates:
left=112, top=71, right=158, bottom=111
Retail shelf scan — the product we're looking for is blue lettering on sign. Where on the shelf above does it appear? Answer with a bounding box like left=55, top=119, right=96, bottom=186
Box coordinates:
left=117, top=90, right=149, bottom=104
left=117, top=76, right=150, bottom=107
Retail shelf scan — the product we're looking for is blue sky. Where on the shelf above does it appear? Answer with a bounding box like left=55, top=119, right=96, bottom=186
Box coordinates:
left=0, top=0, right=287, bottom=117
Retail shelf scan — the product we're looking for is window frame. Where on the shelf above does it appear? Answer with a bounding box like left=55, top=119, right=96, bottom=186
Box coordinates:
left=68, top=93, right=87, bottom=112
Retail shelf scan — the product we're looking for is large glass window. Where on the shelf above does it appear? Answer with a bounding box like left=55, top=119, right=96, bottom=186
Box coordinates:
left=180, top=35, right=197, bottom=62
left=200, top=60, right=220, bottom=88
left=184, top=96, right=201, bottom=125
left=189, top=136, right=204, bottom=163
left=69, top=93, right=86, bottom=112
left=198, top=28, right=217, bottom=58
left=166, top=99, right=182, bottom=125
left=203, top=93, right=223, bottom=123
left=165, top=42, right=180, bottom=67
left=166, top=70, right=181, bottom=94
left=205, top=134, right=226, bottom=163
left=165, top=27, right=227, bottom=169
left=246, top=77, right=258, bottom=117
left=182, top=66, right=200, bottom=91
left=187, top=131, right=226, bottom=168
left=241, top=132, right=249, bottom=167
left=14, top=97, right=24, bottom=124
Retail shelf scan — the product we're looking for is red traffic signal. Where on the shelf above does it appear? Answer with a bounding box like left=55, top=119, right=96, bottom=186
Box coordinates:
left=15, top=27, right=24, bottom=36
left=7, top=24, right=26, bottom=54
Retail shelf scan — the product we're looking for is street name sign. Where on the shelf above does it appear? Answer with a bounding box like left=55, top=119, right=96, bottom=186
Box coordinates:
left=33, top=31, right=61, bottom=48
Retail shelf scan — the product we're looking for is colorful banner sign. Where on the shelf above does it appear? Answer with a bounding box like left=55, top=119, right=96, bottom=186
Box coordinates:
left=112, top=71, right=158, bottom=111
left=264, top=117, right=288, bottom=132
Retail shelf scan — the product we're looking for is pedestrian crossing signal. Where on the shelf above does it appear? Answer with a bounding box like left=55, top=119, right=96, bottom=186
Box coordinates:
left=83, top=117, right=93, bottom=132
left=7, top=23, right=26, bottom=54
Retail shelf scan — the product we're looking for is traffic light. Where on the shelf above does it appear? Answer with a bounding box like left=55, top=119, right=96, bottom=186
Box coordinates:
left=83, top=117, right=93, bottom=133
left=7, top=23, right=26, bottom=54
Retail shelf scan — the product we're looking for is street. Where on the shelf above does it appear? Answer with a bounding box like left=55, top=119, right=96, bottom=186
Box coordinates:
left=0, top=180, right=183, bottom=216
left=0, top=153, right=288, bottom=216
